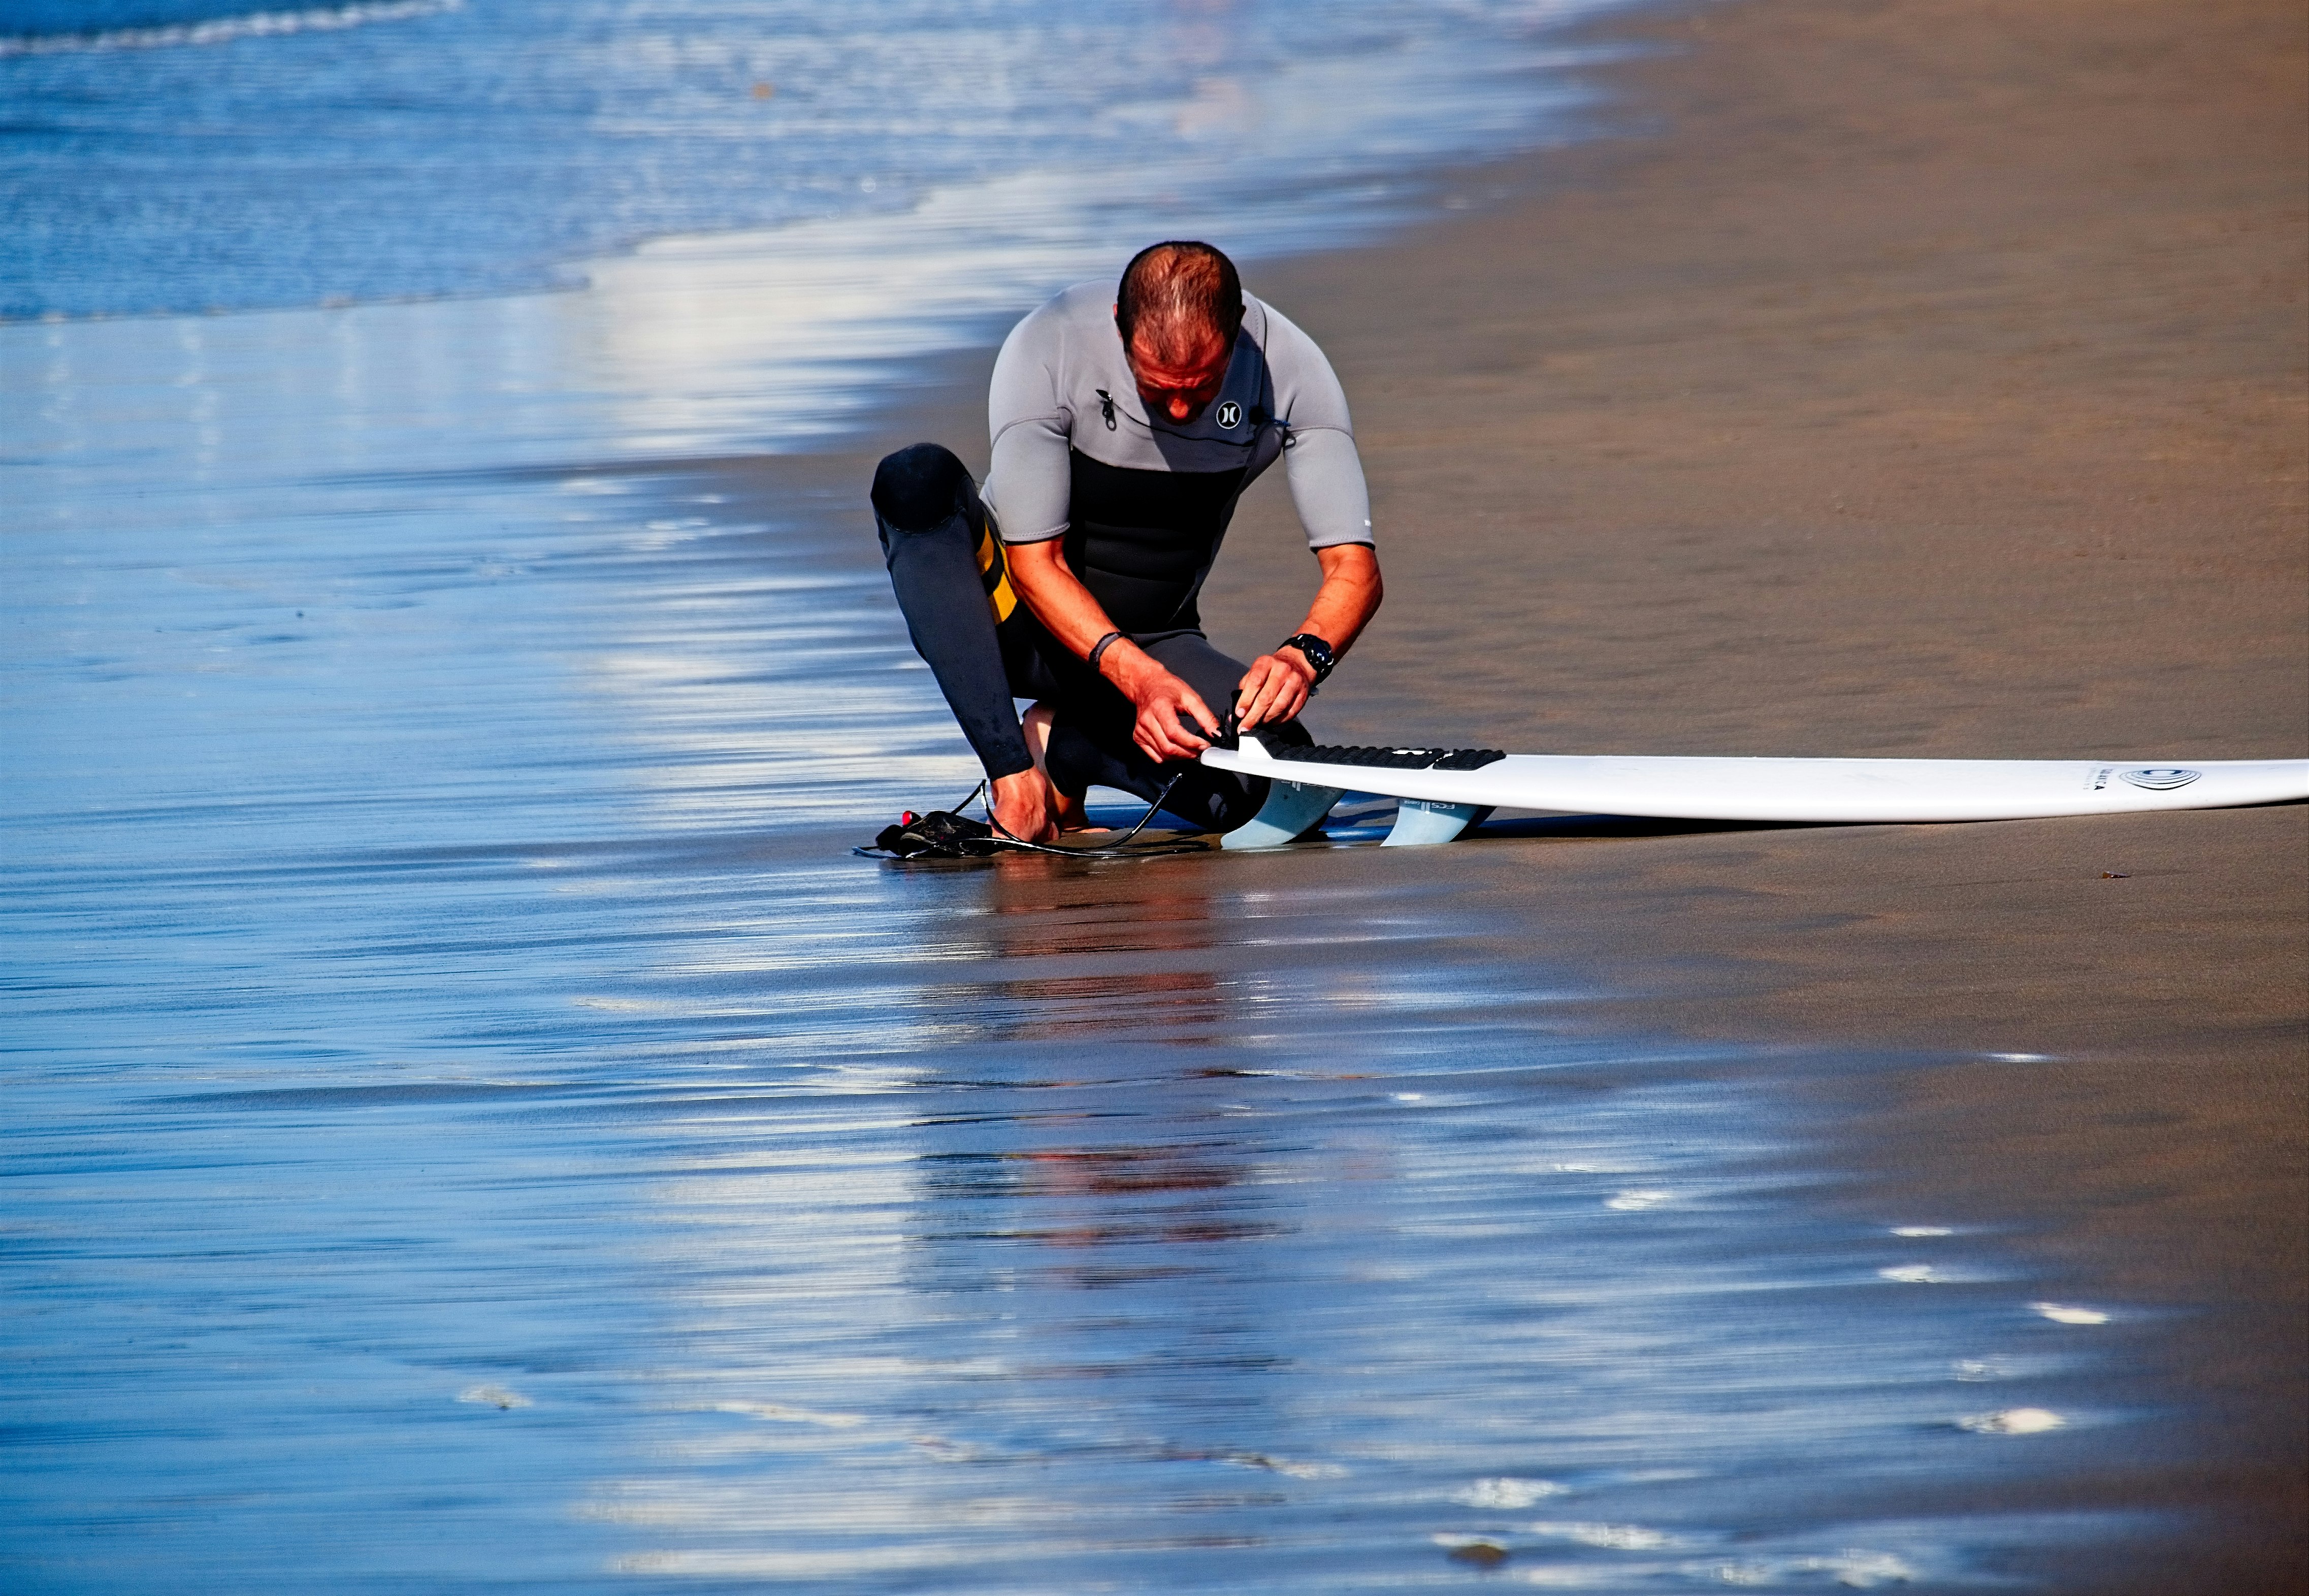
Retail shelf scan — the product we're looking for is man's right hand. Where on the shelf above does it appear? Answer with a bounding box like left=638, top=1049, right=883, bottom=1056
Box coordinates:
left=1112, top=651, right=1221, bottom=762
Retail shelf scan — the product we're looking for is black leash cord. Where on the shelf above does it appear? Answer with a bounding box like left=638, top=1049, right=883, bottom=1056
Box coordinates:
left=983, top=769, right=1198, bottom=858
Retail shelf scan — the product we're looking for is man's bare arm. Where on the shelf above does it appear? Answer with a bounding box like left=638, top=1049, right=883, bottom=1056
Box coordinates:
left=1004, top=538, right=1223, bottom=761
left=1233, top=544, right=1383, bottom=730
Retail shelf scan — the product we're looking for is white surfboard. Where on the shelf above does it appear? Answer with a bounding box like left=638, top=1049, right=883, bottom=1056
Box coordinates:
left=1201, top=737, right=2309, bottom=848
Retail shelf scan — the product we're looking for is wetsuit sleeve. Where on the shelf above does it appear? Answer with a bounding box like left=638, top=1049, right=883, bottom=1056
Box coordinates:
left=985, top=301, right=1074, bottom=545
left=1259, top=303, right=1374, bottom=548
left=1283, top=430, right=1373, bottom=550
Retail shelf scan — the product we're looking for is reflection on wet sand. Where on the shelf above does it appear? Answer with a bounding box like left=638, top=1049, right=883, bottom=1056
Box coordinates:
left=3, top=361, right=2136, bottom=1588
left=922, top=856, right=1234, bottom=1044
left=562, top=832, right=2126, bottom=1591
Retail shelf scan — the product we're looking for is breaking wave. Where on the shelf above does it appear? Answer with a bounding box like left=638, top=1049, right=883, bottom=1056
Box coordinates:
left=0, top=0, right=458, bottom=57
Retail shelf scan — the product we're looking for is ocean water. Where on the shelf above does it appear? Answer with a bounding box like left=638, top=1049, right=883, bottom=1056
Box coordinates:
left=4, top=0, right=1610, bottom=325
left=3, top=3, right=2147, bottom=1590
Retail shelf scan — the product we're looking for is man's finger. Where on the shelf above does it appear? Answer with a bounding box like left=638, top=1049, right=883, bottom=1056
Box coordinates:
left=1276, top=671, right=1309, bottom=720
left=1146, top=704, right=1199, bottom=760
left=1238, top=659, right=1297, bottom=729
left=1255, top=667, right=1296, bottom=728
left=1173, top=706, right=1210, bottom=757
left=1233, top=662, right=1275, bottom=728
left=1153, top=708, right=1207, bottom=756
left=1233, top=661, right=1270, bottom=715
left=1163, top=715, right=1209, bottom=756
left=1175, top=686, right=1219, bottom=741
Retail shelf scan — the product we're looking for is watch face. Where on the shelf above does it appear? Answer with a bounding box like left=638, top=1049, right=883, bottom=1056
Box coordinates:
left=1285, top=635, right=1334, bottom=678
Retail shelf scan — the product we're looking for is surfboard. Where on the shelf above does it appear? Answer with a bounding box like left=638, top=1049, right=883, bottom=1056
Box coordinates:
left=1200, top=737, right=2309, bottom=848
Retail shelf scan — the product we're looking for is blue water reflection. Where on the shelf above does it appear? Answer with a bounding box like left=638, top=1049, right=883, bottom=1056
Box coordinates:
left=4, top=9, right=2134, bottom=1576
left=3, top=371, right=2130, bottom=1586
left=7, top=754, right=2122, bottom=1591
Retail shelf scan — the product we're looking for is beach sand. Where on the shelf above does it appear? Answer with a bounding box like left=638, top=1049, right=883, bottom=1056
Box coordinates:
left=800, top=0, right=2305, bottom=1585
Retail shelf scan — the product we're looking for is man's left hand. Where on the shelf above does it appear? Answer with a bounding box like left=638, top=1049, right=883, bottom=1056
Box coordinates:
left=1234, top=648, right=1317, bottom=731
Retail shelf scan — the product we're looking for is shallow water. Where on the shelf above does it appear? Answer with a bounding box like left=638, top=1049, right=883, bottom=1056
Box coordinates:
left=4, top=5, right=2148, bottom=1587
left=3, top=0, right=1613, bottom=322
left=5, top=436, right=2141, bottom=1590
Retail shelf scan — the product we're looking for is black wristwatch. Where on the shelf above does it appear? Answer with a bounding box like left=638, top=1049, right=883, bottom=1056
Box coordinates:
left=1278, top=632, right=1337, bottom=686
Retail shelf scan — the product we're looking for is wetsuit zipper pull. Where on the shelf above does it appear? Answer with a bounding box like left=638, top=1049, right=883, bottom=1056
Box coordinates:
left=1095, top=389, right=1118, bottom=431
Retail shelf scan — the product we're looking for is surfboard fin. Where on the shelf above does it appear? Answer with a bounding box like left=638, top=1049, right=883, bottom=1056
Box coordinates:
left=1222, top=779, right=1344, bottom=850
left=1380, top=799, right=1493, bottom=847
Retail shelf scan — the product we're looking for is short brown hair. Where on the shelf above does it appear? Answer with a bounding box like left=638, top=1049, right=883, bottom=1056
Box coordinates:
left=1115, top=241, right=1244, bottom=363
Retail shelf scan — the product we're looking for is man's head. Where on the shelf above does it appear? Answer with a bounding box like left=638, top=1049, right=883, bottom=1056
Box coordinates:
left=1115, top=241, right=1243, bottom=425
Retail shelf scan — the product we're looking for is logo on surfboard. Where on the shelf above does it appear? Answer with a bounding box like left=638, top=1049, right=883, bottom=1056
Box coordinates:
left=2117, top=767, right=2202, bottom=790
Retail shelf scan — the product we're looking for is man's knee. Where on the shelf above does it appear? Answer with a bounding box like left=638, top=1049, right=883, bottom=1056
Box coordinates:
left=871, top=443, right=977, bottom=533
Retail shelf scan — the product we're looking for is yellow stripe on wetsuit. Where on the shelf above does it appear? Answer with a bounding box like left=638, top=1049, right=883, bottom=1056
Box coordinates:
left=975, top=513, right=1019, bottom=623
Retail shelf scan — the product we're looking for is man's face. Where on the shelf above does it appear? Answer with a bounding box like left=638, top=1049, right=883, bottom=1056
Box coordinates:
left=1123, top=322, right=1231, bottom=425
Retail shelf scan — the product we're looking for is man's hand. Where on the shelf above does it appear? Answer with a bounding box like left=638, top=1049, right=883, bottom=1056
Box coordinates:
left=1238, top=544, right=1382, bottom=731
left=1112, top=653, right=1222, bottom=761
left=1233, top=647, right=1316, bottom=731
left=990, top=768, right=1059, bottom=843
left=1005, top=540, right=1213, bottom=761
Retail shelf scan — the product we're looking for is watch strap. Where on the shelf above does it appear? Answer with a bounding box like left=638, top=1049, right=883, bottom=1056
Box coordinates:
left=1279, top=632, right=1336, bottom=686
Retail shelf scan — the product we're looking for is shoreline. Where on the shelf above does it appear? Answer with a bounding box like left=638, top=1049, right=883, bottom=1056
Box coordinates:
left=801, top=0, right=2304, bottom=1585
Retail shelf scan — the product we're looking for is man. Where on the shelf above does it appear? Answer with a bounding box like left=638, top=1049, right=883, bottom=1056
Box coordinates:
left=870, top=241, right=1383, bottom=841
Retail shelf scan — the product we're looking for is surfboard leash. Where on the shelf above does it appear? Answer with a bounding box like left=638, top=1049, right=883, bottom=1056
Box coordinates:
left=859, top=773, right=1209, bottom=860
left=978, top=769, right=1210, bottom=858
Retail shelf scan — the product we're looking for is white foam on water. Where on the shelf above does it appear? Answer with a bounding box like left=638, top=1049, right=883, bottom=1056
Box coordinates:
left=456, top=1383, right=532, bottom=1409
left=1701, top=1550, right=1921, bottom=1588
left=708, top=1401, right=867, bottom=1429
left=1527, top=1520, right=1682, bottom=1551
left=2031, top=1302, right=2112, bottom=1325
left=1606, top=1188, right=1675, bottom=1211
left=1458, top=1476, right=1569, bottom=1508
left=0, top=0, right=460, bottom=56
left=1957, top=1408, right=2066, bottom=1435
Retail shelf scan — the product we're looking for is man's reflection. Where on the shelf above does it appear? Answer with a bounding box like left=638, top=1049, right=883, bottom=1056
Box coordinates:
left=916, top=853, right=1233, bottom=1046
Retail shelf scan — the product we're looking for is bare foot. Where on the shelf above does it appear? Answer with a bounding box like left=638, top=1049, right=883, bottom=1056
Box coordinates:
left=1020, top=702, right=1105, bottom=836
left=989, top=768, right=1058, bottom=842
left=1050, top=786, right=1112, bottom=834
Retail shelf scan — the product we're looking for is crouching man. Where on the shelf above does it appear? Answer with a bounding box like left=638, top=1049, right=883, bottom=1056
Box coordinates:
left=870, top=240, right=1382, bottom=840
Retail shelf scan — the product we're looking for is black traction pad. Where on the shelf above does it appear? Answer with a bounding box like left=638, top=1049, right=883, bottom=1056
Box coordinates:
left=1268, top=744, right=1505, bottom=772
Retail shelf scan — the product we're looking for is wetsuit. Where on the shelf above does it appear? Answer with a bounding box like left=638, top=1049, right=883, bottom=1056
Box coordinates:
left=872, top=283, right=1373, bottom=829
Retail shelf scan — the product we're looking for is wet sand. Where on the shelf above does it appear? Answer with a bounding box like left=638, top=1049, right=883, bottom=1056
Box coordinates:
left=820, top=0, right=2306, bottom=1585
left=11, top=0, right=2292, bottom=1585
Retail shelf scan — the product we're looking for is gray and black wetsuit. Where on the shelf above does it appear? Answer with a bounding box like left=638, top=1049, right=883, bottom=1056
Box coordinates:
left=871, top=283, right=1373, bottom=830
